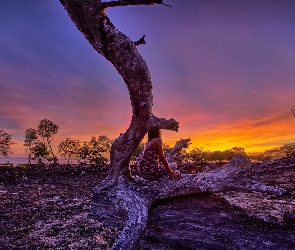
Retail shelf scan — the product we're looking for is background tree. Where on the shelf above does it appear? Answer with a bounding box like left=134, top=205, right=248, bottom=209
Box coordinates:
left=247, top=152, right=272, bottom=161
left=77, top=135, right=112, bottom=167
left=58, top=138, right=80, bottom=164
left=24, top=128, right=38, bottom=164
left=224, top=147, right=246, bottom=161
left=0, top=130, right=16, bottom=157
left=209, top=150, right=226, bottom=162
left=37, top=119, right=59, bottom=162
left=188, top=147, right=205, bottom=162
left=282, top=143, right=295, bottom=157
left=30, top=141, right=50, bottom=164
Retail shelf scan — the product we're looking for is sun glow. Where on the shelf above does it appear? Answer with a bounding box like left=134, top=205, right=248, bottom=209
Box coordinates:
left=164, top=113, right=295, bottom=154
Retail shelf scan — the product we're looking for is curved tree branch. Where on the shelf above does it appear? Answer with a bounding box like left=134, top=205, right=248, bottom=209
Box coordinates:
left=111, top=192, right=150, bottom=250
left=147, top=114, right=179, bottom=131
left=60, top=0, right=170, bottom=181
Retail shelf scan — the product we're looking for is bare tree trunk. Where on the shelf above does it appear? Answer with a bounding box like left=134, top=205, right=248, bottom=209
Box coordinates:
left=60, top=0, right=178, bottom=183
left=59, top=1, right=292, bottom=249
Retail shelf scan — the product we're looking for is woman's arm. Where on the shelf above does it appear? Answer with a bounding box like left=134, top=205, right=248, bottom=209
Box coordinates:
left=156, top=138, right=182, bottom=180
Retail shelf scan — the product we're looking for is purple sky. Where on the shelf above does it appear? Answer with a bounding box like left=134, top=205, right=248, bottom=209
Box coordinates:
left=1, top=0, right=295, bottom=157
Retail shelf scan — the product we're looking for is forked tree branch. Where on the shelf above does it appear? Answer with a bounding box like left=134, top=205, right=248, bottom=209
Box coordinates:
left=147, top=114, right=179, bottom=131
left=134, top=35, right=146, bottom=46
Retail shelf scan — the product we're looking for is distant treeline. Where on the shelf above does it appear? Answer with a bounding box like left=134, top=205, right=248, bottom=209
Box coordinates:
left=22, top=119, right=113, bottom=166
left=179, top=144, right=295, bottom=163
left=132, top=142, right=295, bottom=164
left=1, top=119, right=295, bottom=166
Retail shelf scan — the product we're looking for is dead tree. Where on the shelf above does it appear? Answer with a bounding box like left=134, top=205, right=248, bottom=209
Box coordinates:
left=59, top=1, right=290, bottom=249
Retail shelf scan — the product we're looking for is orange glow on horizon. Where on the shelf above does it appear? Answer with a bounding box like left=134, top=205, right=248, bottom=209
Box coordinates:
left=163, top=114, right=295, bottom=154
left=4, top=108, right=295, bottom=158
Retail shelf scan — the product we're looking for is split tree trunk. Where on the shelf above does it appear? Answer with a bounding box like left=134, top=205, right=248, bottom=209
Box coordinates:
left=59, top=1, right=291, bottom=249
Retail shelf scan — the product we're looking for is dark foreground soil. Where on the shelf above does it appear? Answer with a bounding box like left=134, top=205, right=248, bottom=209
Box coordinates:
left=1, top=163, right=295, bottom=249
left=0, top=164, right=118, bottom=249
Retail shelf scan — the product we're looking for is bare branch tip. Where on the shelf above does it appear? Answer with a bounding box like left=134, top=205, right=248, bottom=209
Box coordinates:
left=134, top=35, right=146, bottom=46
left=162, top=3, right=173, bottom=8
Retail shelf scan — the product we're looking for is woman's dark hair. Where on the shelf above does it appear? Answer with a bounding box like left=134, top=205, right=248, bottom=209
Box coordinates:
left=148, top=129, right=161, bottom=141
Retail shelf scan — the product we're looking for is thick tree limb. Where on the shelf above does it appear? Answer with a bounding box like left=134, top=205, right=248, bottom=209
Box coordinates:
left=111, top=192, right=150, bottom=250
left=133, top=155, right=287, bottom=199
left=147, top=115, right=179, bottom=131
left=92, top=155, right=291, bottom=248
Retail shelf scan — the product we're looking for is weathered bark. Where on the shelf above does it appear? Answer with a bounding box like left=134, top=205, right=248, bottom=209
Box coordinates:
left=59, top=1, right=293, bottom=249
left=91, top=155, right=292, bottom=249
left=60, top=0, right=179, bottom=185
left=165, top=138, right=191, bottom=163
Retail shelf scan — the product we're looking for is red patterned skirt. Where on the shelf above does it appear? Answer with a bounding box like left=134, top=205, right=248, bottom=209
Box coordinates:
left=137, top=148, right=167, bottom=180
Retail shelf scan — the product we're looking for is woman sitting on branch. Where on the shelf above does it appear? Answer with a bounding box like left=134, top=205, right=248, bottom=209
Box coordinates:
left=137, top=129, right=182, bottom=180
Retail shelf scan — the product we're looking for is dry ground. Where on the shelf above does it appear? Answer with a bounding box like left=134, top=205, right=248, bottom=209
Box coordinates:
left=1, top=161, right=295, bottom=249
left=0, top=164, right=118, bottom=249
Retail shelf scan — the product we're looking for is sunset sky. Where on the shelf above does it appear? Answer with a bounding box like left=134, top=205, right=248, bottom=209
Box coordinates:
left=1, top=0, right=295, bottom=158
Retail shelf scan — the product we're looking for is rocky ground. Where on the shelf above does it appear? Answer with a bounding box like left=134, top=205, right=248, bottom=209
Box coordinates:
left=1, top=158, right=295, bottom=249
